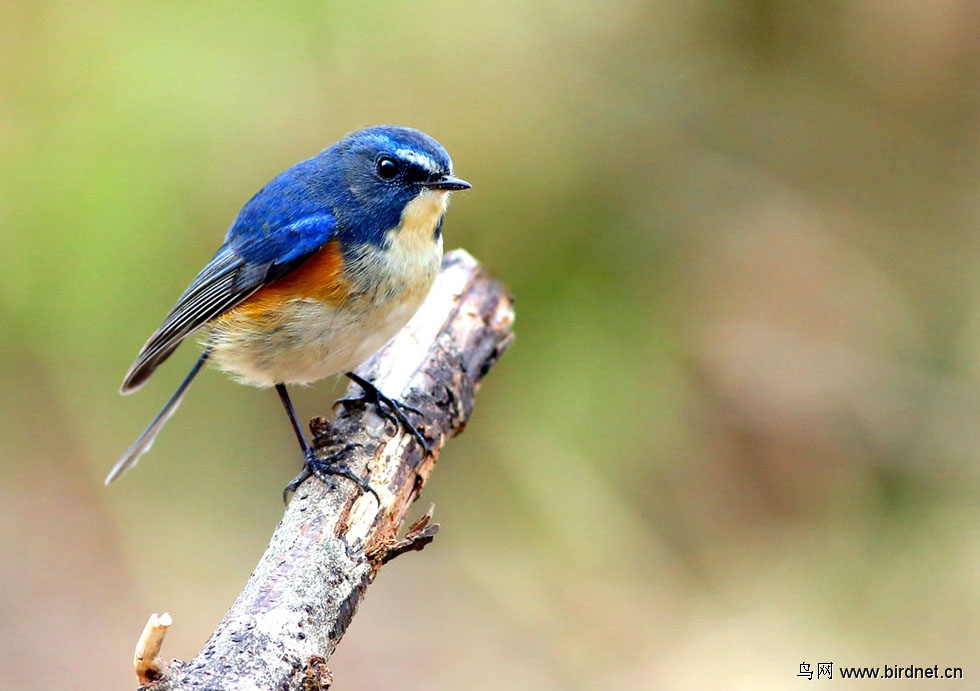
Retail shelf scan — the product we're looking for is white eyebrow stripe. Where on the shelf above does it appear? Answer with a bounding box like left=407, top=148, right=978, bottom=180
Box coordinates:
left=395, top=148, right=442, bottom=174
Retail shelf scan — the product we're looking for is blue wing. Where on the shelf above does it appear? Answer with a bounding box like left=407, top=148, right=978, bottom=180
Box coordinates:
left=121, top=164, right=337, bottom=393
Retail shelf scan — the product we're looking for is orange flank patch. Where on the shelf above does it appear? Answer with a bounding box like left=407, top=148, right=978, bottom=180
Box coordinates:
left=219, top=238, right=351, bottom=325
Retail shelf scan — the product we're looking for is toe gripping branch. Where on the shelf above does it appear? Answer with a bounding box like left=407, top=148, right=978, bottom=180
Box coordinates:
left=283, top=441, right=376, bottom=505
left=277, top=381, right=378, bottom=505
left=280, top=372, right=432, bottom=505
left=337, top=371, right=431, bottom=451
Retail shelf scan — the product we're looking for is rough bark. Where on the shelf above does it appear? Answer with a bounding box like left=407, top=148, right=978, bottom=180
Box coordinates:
left=140, top=249, right=514, bottom=690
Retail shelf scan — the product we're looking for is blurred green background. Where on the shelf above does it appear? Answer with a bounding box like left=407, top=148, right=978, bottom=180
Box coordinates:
left=3, top=1, right=980, bottom=688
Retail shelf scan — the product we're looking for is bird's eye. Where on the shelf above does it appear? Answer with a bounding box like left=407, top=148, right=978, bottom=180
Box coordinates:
left=376, top=157, right=399, bottom=180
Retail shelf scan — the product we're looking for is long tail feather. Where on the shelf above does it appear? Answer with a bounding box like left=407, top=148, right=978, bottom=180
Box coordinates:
left=105, top=349, right=210, bottom=485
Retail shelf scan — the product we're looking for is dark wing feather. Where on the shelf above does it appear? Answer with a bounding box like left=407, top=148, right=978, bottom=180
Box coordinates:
left=120, top=245, right=258, bottom=393
left=120, top=240, right=328, bottom=394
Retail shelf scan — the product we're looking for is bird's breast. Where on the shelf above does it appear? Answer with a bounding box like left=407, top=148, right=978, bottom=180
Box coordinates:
left=370, top=187, right=450, bottom=302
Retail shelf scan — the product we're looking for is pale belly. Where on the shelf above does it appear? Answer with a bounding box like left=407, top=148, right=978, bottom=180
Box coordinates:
left=207, top=292, right=432, bottom=387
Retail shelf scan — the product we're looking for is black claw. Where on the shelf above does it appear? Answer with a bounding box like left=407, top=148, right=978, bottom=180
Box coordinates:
left=310, top=445, right=381, bottom=503
left=339, top=372, right=431, bottom=452
left=276, top=383, right=379, bottom=505
left=282, top=464, right=312, bottom=504
left=395, top=400, right=425, bottom=418
left=283, top=445, right=379, bottom=506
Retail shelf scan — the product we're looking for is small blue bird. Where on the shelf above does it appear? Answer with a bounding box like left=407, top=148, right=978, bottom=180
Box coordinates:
left=106, top=125, right=470, bottom=489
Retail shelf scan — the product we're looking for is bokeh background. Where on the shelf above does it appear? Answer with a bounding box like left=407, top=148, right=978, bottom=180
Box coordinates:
left=3, top=1, right=980, bottom=688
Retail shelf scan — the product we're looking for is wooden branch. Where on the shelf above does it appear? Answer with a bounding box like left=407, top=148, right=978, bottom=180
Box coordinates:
left=139, top=249, right=514, bottom=690
left=134, top=612, right=172, bottom=684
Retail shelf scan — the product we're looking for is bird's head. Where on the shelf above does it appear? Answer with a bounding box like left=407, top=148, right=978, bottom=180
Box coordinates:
left=325, top=126, right=470, bottom=245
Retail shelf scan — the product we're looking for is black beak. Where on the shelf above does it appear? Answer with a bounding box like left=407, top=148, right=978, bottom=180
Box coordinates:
left=423, top=174, right=471, bottom=191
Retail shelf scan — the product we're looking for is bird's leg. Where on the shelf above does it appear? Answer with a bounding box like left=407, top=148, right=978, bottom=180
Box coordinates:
left=276, top=383, right=377, bottom=505
left=335, top=372, right=430, bottom=451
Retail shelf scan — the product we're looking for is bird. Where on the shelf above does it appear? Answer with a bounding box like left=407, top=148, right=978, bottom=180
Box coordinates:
left=105, top=125, right=470, bottom=492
